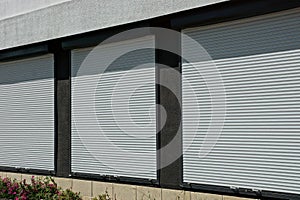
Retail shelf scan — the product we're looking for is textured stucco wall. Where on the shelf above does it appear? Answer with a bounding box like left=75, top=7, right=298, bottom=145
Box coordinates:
left=0, top=0, right=71, bottom=20
left=0, top=0, right=228, bottom=50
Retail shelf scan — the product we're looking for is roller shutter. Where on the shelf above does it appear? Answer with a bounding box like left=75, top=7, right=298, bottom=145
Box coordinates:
left=71, top=36, right=157, bottom=179
left=182, top=9, right=300, bottom=194
left=0, top=54, right=55, bottom=171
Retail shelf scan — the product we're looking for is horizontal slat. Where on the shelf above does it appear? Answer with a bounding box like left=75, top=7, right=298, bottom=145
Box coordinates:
left=182, top=10, right=300, bottom=195
left=0, top=54, right=54, bottom=170
left=71, top=36, right=156, bottom=179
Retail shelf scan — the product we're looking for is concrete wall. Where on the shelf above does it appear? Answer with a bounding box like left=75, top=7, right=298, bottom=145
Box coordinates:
left=0, top=0, right=228, bottom=51
left=0, top=0, right=71, bottom=20
left=2, top=172, right=257, bottom=200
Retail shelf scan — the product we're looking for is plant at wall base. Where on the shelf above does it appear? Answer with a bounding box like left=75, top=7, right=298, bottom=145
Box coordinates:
left=0, top=176, right=82, bottom=200
left=0, top=177, right=19, bottom=200
left=92, top=190, right=112, bottom=200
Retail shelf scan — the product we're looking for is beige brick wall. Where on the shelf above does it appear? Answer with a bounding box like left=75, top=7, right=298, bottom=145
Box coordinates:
left=2, top=172, right=259, bottom=200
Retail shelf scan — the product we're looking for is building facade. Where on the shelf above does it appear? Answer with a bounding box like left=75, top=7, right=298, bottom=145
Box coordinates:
left=0, top=1, right=300, bottom=199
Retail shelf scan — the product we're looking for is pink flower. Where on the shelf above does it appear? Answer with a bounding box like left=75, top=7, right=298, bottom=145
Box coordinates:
left=21, top=194, right=28, bottom=200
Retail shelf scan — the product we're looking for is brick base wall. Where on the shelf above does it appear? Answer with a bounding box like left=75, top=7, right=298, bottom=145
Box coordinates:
left=1, top=172, right=258, bottom=200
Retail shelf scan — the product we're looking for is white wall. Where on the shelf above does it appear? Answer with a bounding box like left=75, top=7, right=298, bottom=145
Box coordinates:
left=0, top=0, right=71, bottom=20
left=0, top=0, right=227, bottom=50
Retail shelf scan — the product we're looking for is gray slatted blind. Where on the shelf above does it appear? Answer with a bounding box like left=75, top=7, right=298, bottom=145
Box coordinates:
left=182, top=9, right=300, bottom=194
left=71, top=36, right=157, bottom=179
left=0, top=54, right=54, bottom=170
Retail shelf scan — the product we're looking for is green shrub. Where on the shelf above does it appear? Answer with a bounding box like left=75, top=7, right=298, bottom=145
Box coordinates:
left=0, top=176, right=81, bottom=200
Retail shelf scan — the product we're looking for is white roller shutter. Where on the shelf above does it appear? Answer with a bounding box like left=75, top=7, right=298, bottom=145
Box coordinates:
left=0, top=54, right=54, bottom=171
left=71, top=36, right=157, bottom=179
left=182, top=8, right=300, bottom=194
